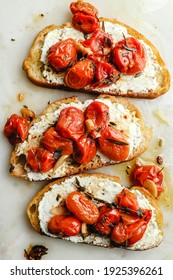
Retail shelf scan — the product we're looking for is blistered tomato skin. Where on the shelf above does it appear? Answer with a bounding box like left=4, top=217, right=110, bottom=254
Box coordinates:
left=48, top=215, right=81, bottom=236
left=27, top=147, right=56, bottom=173
left=98, top=126, right=130, bottom=162
left=95, top=206, right=120, bottom=235
left=3, top=114, right=29, bottom=145
left=85, top=101, right=110, bottom=138
left=73, top=136, right=97, bottom=165
left=42, top=127, right=73, bottom=155
left=56, top=107, right=85, bottom=141
left=70, top=1, right=98, bottom=17
left=66, top=191, right=99, bottom=224
left=115, top=188, right=140, bottom=211
left=131, top=164, right=164, bottom=195
left=47, top=38, right=77, bottom=72
left=64, top=59, right=94, bottom=89
left=72, top=12, right=100, bottom=34
left=112, top=37, right=146, bottom=75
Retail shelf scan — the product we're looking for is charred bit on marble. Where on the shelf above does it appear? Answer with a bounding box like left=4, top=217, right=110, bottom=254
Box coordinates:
left=24, top=245, right=48, bottom=260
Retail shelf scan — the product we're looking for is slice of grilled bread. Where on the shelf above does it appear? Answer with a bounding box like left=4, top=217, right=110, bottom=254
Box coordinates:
left=9, top=95, right=152, bottom=181
left=27, top=173, right=164, bottom=250
left=23, top=18, right=170, bottom=98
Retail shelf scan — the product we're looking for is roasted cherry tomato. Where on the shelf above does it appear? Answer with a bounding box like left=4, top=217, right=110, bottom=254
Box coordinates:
left=4, top=114, right=29, bottom=145
left=42, top=127, right=73, bottom=155
left=72, top=12, right=99, bottom=34
left=47, top=38, right=77, bottom=72
left=70, top=1, right=98, bottom=17
left=92, top=61, right=120, bottom=87
left=66, top=191, right=99, bottom=224
left=120, top=212, right=140, bottom=225
left=48, top=215, right=66, bottom=233
left=131, top=164, right=164, bottom=195
left=48, top=215, right=81, bottom=236
left=64, top=59, right=94, bottom=89
left=112, top=37, right=146, bottom=75
left=111, top=222, right=129, bottom=244
left=98, top=126, right=129, bottom=161
left=27, top=147, right=55, bottom=173
left=127, top=219, right=148, bottom=246
left=73, top=136, right=97, bottom=165
left=95, top=206, right=120, bottom=235
left=115, top=189, right=140, bottom=211
left=82, top=29, right=113, bottom=57
left=85, top=101, right=110, bottom=138
left=56, top=107, right=85, bottom=141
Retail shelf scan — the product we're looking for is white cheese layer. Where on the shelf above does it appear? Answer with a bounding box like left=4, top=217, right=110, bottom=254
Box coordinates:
left=38, top=177, right=163, bottom=250
left=41, top=22, right=161, bottom=94
left=16, top=97, right=142, bottom=181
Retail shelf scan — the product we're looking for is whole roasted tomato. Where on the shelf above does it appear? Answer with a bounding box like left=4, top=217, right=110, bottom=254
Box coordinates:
left=70, top=1, right=98, bottom=17
left=27, top=147, right=56, bottom=173
left=111, top=209, right=152, bottom=246
left=92, top=61, right=120, bottom=87
left=42, top=127, right=73, bottom=155
left=47, top=38, right=77, bottom=72
left=131, top=164, right=164, bottom=196
left=85, top=101, right=110, bottom=138
left=3, top=114, right=29, bottom=145
left=64, top=59, right=94, bottom=89
left=112, top=37, right=146, bottom=75
left=95, top=205, right=120, bottom=235
left=48, top=215, right=81, bottom=236
left=56, top=107, right=85, bottom=141
left=115, top=188, right=140, bottom=211
left=72, top=12, right=100, bottom=33
left=98, top=126, right=130, bottom=162
left=66, top=191, right=99, bottom=224
left=73, top=136, right=97, bottom=165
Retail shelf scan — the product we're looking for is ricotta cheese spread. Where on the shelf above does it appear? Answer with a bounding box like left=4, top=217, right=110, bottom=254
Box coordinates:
left=40, top=21, right=161, bottom=94
left=16, top=97, right=142, bottom=181
left=38, top=176, right=163, bottom=250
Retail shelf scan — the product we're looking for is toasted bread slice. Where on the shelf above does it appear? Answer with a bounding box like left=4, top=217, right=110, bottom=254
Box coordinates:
left=23, top=18, right=170, bottom=98
left=9, top=95, right=152, bottom=181
left=27, top=173, right=164, bottom=250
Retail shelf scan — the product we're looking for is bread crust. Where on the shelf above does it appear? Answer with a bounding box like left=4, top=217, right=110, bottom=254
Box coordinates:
left=26, top=173, right=163, bottom=250
left=9, top=95, right=152, bottom=181
left=23, top=18, right=170, bottom=98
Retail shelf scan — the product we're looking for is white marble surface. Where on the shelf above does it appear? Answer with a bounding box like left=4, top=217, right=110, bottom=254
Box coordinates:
left=0, top=0, right=173, bottom=260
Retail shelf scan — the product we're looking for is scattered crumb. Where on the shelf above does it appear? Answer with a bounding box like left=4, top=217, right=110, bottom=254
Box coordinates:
left=158, top=138, right=165, bottom=148
left=11, top=38, right=15, bottom=41
left=17, top=93, right=25, bottom=102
